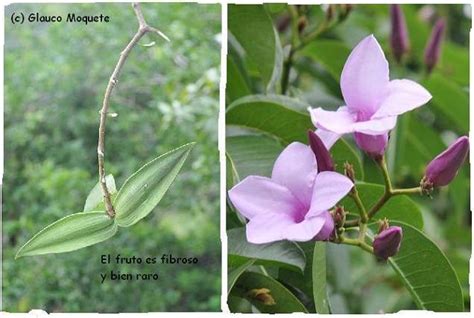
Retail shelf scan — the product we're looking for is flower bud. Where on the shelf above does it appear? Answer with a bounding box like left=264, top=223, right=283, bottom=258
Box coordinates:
left=343, top=162, right=355, bottom=183
left=373, top=226, right=403, bottom=261
left=314, top=211, right=335, bottom=241
left=332, top=206, right=346, bottom=229
left=353, top=132, right=388, bottom=159
left=297, top=16, right=307, bottom=34
left=424, top=19, right=445, bottom=74
left=308, top=130, right=334, bottom=172
left=422, top=136, right=469, bottom=193
left=390, top=4, right=410, bottom=63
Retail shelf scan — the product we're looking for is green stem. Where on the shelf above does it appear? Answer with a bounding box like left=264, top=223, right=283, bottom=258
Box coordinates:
left=280, top=7, right=299, bottom=94
left=350, top=187, right=368, bottom=223
left=339, top=237, right=373, bottom=254
left=367, top=156, right=422, bottom=219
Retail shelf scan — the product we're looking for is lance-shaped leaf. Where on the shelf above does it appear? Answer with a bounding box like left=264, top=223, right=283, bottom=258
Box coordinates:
left=114, top=142, right=195, bottom=227
left=389, top=221, right=464, bottom=311
left=83, top=174, right=117, bottom=212
left=16, top=211, right=117, bottom=258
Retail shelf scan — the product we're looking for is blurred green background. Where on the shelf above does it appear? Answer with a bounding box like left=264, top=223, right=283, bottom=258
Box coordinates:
left=226, top=4, right=470, bottom=313
left=3, top=3, right=220, bottom=312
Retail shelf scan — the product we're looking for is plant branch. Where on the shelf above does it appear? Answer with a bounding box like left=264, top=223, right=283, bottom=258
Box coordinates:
left=338, top=236, right=373, bottom=254
left=367, top=156, right=422, bottom=219
left=97, top=2, right=168, bottom=218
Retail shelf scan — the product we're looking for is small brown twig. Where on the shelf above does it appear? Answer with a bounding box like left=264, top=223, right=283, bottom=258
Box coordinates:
left=97, top=2, right=169, bottom=218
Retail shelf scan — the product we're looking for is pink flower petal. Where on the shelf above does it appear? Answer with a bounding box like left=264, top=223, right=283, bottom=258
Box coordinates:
left=246, top=209, right=328, bottom=243
left=373, top=79, right=432, bottom=118
left=341, top=35, right=390, bottom=115
left=246, top=212, right=295, bottom=244
left=284, top=215, right=327, bottom=242
left=314, top=211, right=335, bottom=241
left=228, top=176, right=302, bottom=220
left=353, top=115, right=397, bottom=135
left=272, top=142, right=317, bottom=207
left=310, top=171, right=353, bottom=212
left=310, top=106, right=357, bottom=134
left=315, top=129, right=340, bottom=150
left=310, top=106, right=396, bottom=135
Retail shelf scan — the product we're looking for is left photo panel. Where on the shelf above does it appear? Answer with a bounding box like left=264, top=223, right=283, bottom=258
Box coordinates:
left=3, top=2, right=221, bottom=312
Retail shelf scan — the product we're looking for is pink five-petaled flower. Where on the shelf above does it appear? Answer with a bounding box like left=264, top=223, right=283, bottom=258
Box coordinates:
left=228, top=142, right=353, bottom=244
left=309, top=35, right=432, bottom=157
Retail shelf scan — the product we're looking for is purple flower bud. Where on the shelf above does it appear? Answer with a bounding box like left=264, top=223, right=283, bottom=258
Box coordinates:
left=423, top=136, right=469, bottom=190
left=314, top=211, right=335, bottom=241
left=390, top=5, right=410, bottom=63
left=353, top=132, right=388, bottom=159
left=308, top=130, right=334, bottom=172
left=373, top=226, right=403, bottom=260
left=424, top=19, right=445, bottom=74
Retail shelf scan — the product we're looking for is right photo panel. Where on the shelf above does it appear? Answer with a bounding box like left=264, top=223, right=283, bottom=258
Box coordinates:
left=226, top=4, right=470, bottom=314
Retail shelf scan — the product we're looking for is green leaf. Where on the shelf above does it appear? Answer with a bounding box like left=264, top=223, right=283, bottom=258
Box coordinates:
left=233, top=271, right=308, bottom=313
left=83, top=174, right=117, bottom=212
left=16, top=212, right=117, bottom=258
left=227, top=94, right=312, bottom=144
left=389, top=221, right=464, bottom=312
left=228, top=5, right=283, bottom=91
left=331, top=139, right=364, bottom=180
left=341, top=183, right=423, bottom=229
left=438, top=43, right=469, bottom=86
left=114, top=142, right=195, bottom=227
left=228, top=227, right=306, bottom=272
left=422, top=74, right=469, bottom=133
left=226, top=135, right=283, bottom=178
left=312, top=242, right=330, bottom=314
left=228, top=259, right=255, bottom=294
left=301, top=40, right=351, bottom=81
left=227, top=55, right=251, bottom=104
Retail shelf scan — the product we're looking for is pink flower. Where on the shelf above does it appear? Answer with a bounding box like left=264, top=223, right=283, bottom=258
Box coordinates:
left=309, top=35, right=432, bottom=156
left=228, top=142, right=353, bottom=244
left=373, top=226, right=403, bottom=261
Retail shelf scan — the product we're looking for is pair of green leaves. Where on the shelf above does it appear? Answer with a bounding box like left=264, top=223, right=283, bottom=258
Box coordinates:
left=15, top=142, right=195, bottom=258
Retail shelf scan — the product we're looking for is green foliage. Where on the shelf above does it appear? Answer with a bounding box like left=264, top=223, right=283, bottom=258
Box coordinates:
left=389, top=221, right=464, bottom=311
left=16, top=212, right=118, bottom=258
left=4, top=2, right=220, bottom=312
left=226, top=3, right=469, bottom=314
left=115, top=143, right=195, bottom=227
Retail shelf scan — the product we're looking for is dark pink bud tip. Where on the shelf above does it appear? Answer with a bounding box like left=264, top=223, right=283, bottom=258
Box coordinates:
left=373, top=226, right=403, bottom=261
left=424, top=136, right=469, bottom=187
left=308, top=130, right=334, bottom=172
left=424, top=19, right=445, bottom=73
left=390, top=4, right=409, bottom=62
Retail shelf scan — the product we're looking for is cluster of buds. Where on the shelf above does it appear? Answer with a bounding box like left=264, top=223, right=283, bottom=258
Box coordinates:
left=390, top=4, right=446, bottom=73
left=421, top=136, right=469, bottom=194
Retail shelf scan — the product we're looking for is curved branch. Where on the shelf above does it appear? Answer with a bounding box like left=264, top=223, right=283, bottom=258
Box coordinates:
left=97, top=2, right=168, bottom=218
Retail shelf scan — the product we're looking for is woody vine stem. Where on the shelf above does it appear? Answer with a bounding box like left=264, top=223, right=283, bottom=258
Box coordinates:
left=97, top=2, right=169, bottom=218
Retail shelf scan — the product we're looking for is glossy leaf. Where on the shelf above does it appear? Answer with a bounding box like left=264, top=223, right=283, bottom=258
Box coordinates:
left=312, top=242, right=330, bottom=314
left=83, top=174, right=117, bottom=212
left=233, top=271, right=308, bottom=313
left=227, top=94, right=312, bottom=143
left=341, top=183, right=423, bottom=229
left=114, top=142, right=195, bottom=227
left=389, top=221, right=464, bottom=312
left=227, top=55, right=251, bottom=104
left=301, top=40, right=351, bottom=81
left=228, top=5, right=282, bottom=91
left=228, top=227, right=306, bottom=272
left=16, top=212, right=117, bottom=258
left=422, top=74, right=469, bottom=133
left=228, top=259, right=255, bottom=294
left=226, top=134, right=282, bottom=178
